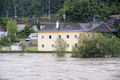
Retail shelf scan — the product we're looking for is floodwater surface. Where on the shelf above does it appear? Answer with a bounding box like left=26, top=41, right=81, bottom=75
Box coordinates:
left=0, top=53, right=120, bottom=80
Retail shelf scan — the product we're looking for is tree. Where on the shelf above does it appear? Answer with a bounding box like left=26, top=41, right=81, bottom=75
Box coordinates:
left=37, top=21, right=41, bottom=30
left=6, top=20, right=17, bottom=42
left=117, top=24, right=120, bottom=37
left=58, top=0, right=120, bottom=22
left=72, top=33, right=120, bottom=58
left=54, top=38, right=67, bottom=57
left=19, top=42, right=27, bottom=51
left=19, top=42, right=27, bottom=56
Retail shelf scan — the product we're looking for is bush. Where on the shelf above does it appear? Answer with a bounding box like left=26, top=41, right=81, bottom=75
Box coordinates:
left=19, top=42, right=27, bottom=51
left=55, top=38, right=67, bottom=57
left=72, top=34, right=120, bottom=58
left=117, top=24, right=120, bottom=37
left=0, top=36, right=12, bottom=46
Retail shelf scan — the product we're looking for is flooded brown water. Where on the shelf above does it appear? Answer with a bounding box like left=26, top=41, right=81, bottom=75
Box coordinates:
left=0, top=53, right=120, bottom=80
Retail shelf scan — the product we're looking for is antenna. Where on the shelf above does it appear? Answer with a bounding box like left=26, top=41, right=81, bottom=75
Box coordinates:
left=48, top=0, right=51, bottom=20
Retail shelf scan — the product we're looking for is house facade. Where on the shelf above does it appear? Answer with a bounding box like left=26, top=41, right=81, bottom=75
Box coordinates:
left=38, top=22, right=99, bottom=51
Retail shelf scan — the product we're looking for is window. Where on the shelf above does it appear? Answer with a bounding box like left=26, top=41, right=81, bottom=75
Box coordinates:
left=42, top=44, right=44, bottom=48
left=49, top=35, right=52, bottom=39
left=75, top=44, right=78, bottom=48
left=58, top=44, right=61, bottom=48
left=58, top=35, right=61, bottom=39
left=41, top=36, right=44, bottom=39
left=74, top=35, right=78, bottom=38
left=66, top=44, right=69, bottom=48
left=67, top=35, right=69, bottom=39
left=51, top=44, right=54, bottom=48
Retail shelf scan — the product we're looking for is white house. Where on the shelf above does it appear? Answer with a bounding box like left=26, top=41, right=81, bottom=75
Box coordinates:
left=0, top=24, right=7, bottom=38
left=11, top=45, right=22, bottom=51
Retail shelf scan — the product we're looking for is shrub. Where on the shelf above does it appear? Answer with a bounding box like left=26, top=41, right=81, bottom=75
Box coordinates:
left=54, top=38, right=67, bottom=57
left=72, top=33, right=120, bottom=58
left=19, top=42, right=27, bottom=51
left=0, top=36, right=11, bottom=46
left=117, top=24, right=120, bottom=37
left=37, top=21, right=40, bottom=30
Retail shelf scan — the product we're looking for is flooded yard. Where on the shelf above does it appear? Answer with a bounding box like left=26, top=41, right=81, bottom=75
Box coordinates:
left=0, top=53, right=120, bottom=80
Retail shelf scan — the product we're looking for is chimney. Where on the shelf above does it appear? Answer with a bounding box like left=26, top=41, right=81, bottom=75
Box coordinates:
left=56, top=21, right=59, bottom=29
left=89, top=21, right=93, bottom=28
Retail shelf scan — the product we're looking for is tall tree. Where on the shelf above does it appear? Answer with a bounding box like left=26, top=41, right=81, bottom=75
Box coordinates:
left=6, top=20, right=17, bottom=42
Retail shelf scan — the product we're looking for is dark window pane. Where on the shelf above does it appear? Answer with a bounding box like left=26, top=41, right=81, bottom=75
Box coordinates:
left=74, top=35, right=78, bottom=38
left=42, top=44, right=44, bottom=48
left=51, top=44, right=54, bottom=48
left=66, top=44, right=69, bottom=48
left=41, top=36, right=44, bottom=39
left=67, top=35, right=69, bottom=38
left=59, top=35, right=61, bottom=39
left=75, top=44, right=77, bottom=48
left=49, top=35, right=52, bottom=39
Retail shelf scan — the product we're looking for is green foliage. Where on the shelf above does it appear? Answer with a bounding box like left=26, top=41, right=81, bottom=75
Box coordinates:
left=6, top=20, right=17, bottom=42
left=72, top=34, right=120, bottom=58
left=117, top=24, right=120, bottom=37
left=0, top=0, right=66, bottom=17
left=19, top=42, right=27, bottom=51
left=55, top=38, right=67, bottom=57
left=0, top=17, right=11, bottom=28
left=58, top=0, right=120, bottom=22
left=37, top=21, right=40, bottom=30
left=0, top=36, right=13, bottom=46
left=25, top=47, right=37, bottom=51
left=17, top=25, right=35, bottom=38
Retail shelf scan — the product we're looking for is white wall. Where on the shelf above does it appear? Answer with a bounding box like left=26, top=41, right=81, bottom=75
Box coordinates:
left=11, top=45, right=22, bottom=51
left=0, top=31, right=7, bottom=38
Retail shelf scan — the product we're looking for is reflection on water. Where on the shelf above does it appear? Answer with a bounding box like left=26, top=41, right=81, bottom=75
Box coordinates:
left=0, top=53, right=120, bottom=80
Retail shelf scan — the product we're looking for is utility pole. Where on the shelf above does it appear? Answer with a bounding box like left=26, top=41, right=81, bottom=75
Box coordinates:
left=15, top=4, right=18, bottom=18
left=22, top=4, right=24, bottom=18
left=48, top=0, right=51, bottom=20
left=5, top=10, right=9, bottom=17
left=63, top=7, right=66, bottom=23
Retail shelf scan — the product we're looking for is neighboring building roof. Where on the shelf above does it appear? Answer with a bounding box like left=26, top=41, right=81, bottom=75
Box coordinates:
left=39, top=18, right=120, bottom=33
left=91, top=23, right=117, bottom=32
left=39, top=23, right=100, bottom=32
left=0, top=24, right=7, bottom=31
left=91, top=18, right=120, bottom=32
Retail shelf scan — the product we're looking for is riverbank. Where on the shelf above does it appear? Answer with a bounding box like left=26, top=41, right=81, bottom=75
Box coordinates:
left=0, top=51, right=71, bottom=53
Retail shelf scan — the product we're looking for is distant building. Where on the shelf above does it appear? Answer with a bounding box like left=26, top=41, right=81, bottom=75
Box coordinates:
left=11, top=45, right=22, bottom=51
left=38, top=15, right=120, bottom=51
left=0, top=24, right=7, bottom=38
left=38, top=22, right=100, bottom=51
